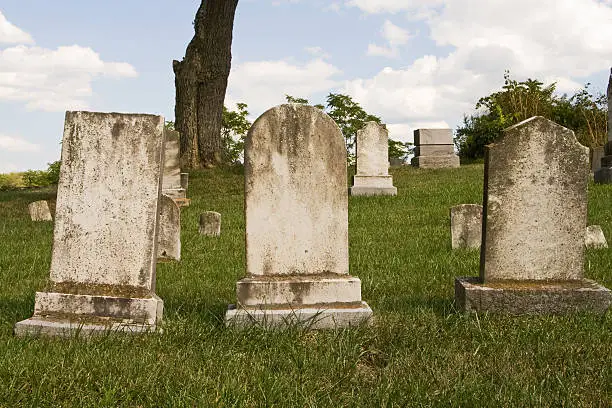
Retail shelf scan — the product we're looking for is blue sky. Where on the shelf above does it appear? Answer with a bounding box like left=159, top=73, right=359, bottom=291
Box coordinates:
left=1, top=0, right=611, bottom=172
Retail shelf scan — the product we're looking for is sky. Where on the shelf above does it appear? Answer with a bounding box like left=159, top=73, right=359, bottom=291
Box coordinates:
left=1, top=0, right=612, bottom=172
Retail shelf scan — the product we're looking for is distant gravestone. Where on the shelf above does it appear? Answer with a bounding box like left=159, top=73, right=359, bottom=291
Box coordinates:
left=350, top=122, right=397, bottom=196
left=162, top=129, right=190, bottom=207
left=455, top=116, right=611, bottom=314
left=199, top=211, right=221, bottom=237
left=15, top=111, right=166, bottom=337
left=585, top=225, right=608, bottom=249
left=411, top=129, right=459, bottom=169
left=28, top=200, right=52, bottom=221
left=158, top=194, right=181, bottom=261
left=450, top=204, right=482, bottom=249
left=594, top=68, right=612, bottom=183
left=225, top=104, right=372, bottom=328
left=591, top=146, right=605, bottom=173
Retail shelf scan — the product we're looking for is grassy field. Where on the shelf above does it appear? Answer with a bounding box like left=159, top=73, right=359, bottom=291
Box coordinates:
left=0, top=164, right=610, bottom=407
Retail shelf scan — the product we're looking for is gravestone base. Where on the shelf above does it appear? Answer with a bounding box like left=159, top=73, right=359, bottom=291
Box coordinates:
left=14, top=290, right=163, bottom=338
left=350, top=175, right=397, bottom=196
left=163, top=187, right=186, bottom=199
left=173, top=198, right=191, bottom=207
left=226, top=275, right=373, bottom=328
left=454, top=277, right=611, bottom=315
left=411, top=155, right=460, bottom=169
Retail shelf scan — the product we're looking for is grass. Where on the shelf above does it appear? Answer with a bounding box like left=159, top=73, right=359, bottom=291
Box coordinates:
left=0, top=164, right=610, bottom=407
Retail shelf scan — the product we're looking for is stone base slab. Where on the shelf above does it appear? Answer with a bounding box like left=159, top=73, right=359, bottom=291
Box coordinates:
left=236, top=275, right=363, bottom=307
left=225, top=302, right=373, bottom=329
left=173, top=198, right=191, bottom=207
left=350, top=186, right=397, bottom=196
left=455, top=277, right=612, bottom=315
left=594, top=166, right=612, bottom=184
left=162, top=187, right=186, bottom=199
left=14, top=317, right=160, bottom=338
left=31, top=291, right=163, bottom=325
left=411, top=155, right=460, bottom=169
left=350, top=175, right=397, bottom=196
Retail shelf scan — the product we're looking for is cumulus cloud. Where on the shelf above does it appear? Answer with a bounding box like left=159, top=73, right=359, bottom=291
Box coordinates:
left=0, top=13, right=137, bottom=112
left=367, top=20, right=413, bottom=58
left=0, top=11, right=33, bottom=44
left=227, top=58, right=342, bottom=115
left=0, top=134, right=40, bottom=152
left=305, top=46, right=331, bottom=60
left=346, top=0, right=444, bottom=14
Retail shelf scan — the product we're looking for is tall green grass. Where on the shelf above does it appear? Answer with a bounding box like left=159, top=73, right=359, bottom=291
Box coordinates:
left=0, top=164, right=610, bottom=406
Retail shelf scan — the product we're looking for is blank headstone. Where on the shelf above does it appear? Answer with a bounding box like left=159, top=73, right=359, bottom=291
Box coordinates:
left=411, top=129, right=460, bottom=169
left=158, top=194, right=181, bottom=261
left=350, top=122, right=397, bottom=196
left=199, top=211, right=221, bottom=237
left=28, top=200, right=52, bottom=221
left=225, top=104, right=372, bottom=328
left=15, top=111, right=166, bottom=337
left=450, top=204, right=482, bottom=249
left=455, top=116, right=611, bottom=314
left=594, top=67, right=612, bottom=183
left=162, top=129, right=190, bottom=207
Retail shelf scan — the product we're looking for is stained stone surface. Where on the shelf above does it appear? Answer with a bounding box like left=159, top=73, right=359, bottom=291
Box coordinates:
left=411, top=128, right=459, bottom=169
left=455, top=116, right=610, bottom=315
left=28, top=200, right=52, bottom=221
left=199, top=211, right=221, bottom=237
left=450, top=204, right=482, bottom=249
left=585, top=225, right=608, bottom=249
left=350, top=122, right=396, bottom=196
left=481, top=116, right=589, bottom=281
left=158, top=194, right=181, bottom=261
left=15, top=111, right=165, bottom=336
left=226, top=104, right=372, bottom=328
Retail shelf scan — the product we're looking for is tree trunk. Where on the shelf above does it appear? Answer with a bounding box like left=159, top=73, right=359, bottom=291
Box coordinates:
left=173, top=0, right=239, bottom=169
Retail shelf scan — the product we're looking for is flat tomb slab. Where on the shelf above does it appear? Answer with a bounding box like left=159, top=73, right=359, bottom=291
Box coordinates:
left=225, top=302, right=373, bottom=329
left=14, top=317, right=161, bottom=338
left=455, top=277, right=611, bottom=315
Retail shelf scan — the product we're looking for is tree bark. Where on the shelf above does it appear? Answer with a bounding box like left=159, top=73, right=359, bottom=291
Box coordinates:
left=173, top=0, right=239, bottom=169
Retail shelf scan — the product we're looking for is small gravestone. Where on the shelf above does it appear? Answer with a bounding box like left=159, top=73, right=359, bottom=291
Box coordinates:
left=455, top=116, right=611, bottom=314
left=226, top=104, right=372, bottom=328
left=450, top=204, right=482, bottom=249
left=14, top=111, right=165, bottom=337
left=199, top=211, right=221, bottom=237
left=585, top=225, right=608, bottom=249
left=28, top=200, right=52, bottom=221
left=162, top=129, right=190, bottom=207
left=591, top=146, right=605, bottom=173
left=158, top=194, right=181, bottom=261
left=350, top=122, right=397, bottom=196
left=594, top=68, right=612, bottom=183
left=411, top=129, right=460, bottom=169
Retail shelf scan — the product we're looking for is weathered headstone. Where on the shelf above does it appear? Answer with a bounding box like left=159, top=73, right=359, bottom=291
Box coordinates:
left=450, top=204, right=482, bottom=249
left=199, top=211, right=221, bottom=237
left=15, top=111, right=166, bottom=337
left=350, top=122, right=397, bottom=196
left=585, top=225, right=608, bottom=249
left=411, top=129, right=460, bottom=169
left=162, top=129, right=190, bottom=207
left=455, top=116, right=611, bottom=314
left=594, top=68, right=612, bottom=183
left=28, top=200, right=52, bottom=221
left=591, top=146, right=605, bottom=173
left=158, top=194, right=181, bottom=261
left=225, top=104, right=372, bottom=328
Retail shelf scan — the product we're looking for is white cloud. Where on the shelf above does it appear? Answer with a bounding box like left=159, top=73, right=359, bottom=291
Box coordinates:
left=346, top=0, right=444, bottom=14
left=366, top=20, right=413, bottom=59
left=0, top=13, right=137, bottom=112
left=305, top=46, right=331, bottom=60
left=366, top=44, right=397, bottom=58
left=0, top=134, right=40, bottom=152
left=227, top=58, right=342, bottom=115
left=0, top=11, right=33, bottom=44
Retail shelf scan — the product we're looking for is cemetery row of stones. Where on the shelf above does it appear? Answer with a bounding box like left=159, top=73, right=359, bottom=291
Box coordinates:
left=14, top=104, right=612, bottom=337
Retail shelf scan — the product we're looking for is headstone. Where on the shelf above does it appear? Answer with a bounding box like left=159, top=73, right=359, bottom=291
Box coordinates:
left=450, top=204, right=482, bottom=249
left=591, top=146, right=605, bottom=173
left=162, top=129, right=190, bottom=207
left=389, top=158, right=404, bottom=167
left=15, top=111, right=165, bottom=337
left=199, top=211, right=221, bottom=237
left=455, top=116, right=611, bottom=314
left=585, top=225, right=608, bottom=249
left=411, top=129, right=460, bottom=169
left=594, top=67, right=612, bottom=183
left=225, top=104, right=372, bottom=328
left=28, top=200, right=52, bottom=221
left=350, top=122, right=397, bottom=196
left=158, top=194, right=181, bottom=261
left=180, top=172, right=189, bottom=191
